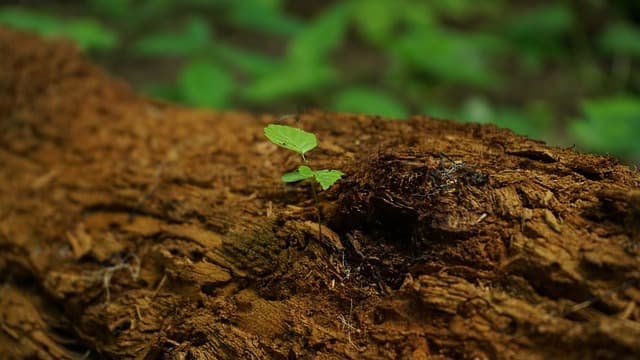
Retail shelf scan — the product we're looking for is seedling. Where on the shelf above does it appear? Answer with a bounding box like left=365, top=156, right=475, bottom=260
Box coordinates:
left=264, top=124, right=344, bottom=239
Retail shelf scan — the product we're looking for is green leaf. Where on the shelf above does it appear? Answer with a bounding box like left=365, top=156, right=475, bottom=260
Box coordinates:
left=429, top=0, right=502, bottom=19
left=228, top=0, right=301, bottom=35
left=281, top=165, right=314, bottom=183
left=598, top=22, right=640, bottom=58
left=88, top=0, right=131, bottom=19
left=214, top=44, right=279, bottom=77
left=64, top=19, right=118, bottom=51
left=242, top=61, right=337, bottom=103
left=132, top=16, right=212, bottom=56
left=286, top=3, right=349, bottom=64
left=332, top=87, right=408, bottom=118
left=178, top=60, right=233, bottom=108
left=264, top=125, right=317, bottom=156
left=505, top=4, right=573, bottom=41
left=0, top=8, right=63, bottom=34
left=0, top=8, right=117, bottom=51
left=350, top=0, right=400, bottom=46
left=569, top=97, right=640, bottom=156
left=502, top=4, right=573, bottom=65
left=399, top=2, right=434, bottom=29
left=313, top=169, right=344, bottom=190
left=392, top=28, right=502, bottom=87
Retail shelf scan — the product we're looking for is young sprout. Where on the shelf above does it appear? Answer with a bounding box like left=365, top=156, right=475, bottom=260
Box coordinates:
left=264, top=124, right=344, bottom=239
left=264, top=124, right=343, bottom=190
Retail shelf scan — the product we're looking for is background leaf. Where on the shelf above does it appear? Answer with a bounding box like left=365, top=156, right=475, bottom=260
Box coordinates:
left=64, top=19, right=118, bottom=51
left=350, top=0, right=400, bottom=46
left=242, top=62, right=337, bottom=103
left=598, top=22, right=640, bottom=58
left=332, top=87, right=408, bottom=118
left=0, top=8, right=64, bottom=34
left=228, top=0, right=301, bottom=35
left=286, top=3, right=349, bottom=64
left=569, top=97, right=640, bottom=155
left=0, top=7, right=117, bottom=51
left=132, top=16, right=212, bottom=56
left=392, top=28, right=502, bottom=87
left=213, top=44, right=279, bottom=77
left=178, top=60, right=234, bottom=108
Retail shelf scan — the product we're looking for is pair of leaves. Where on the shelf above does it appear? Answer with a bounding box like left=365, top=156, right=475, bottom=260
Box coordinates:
left=282, top=165, right=344, bottom=191
left=264, top=124, right=343, bottom=190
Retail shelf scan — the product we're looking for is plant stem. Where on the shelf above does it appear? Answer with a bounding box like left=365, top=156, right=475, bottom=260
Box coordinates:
left=302, top=155, right=323, bottom=242
left=310, top=179, right=322, bottom=239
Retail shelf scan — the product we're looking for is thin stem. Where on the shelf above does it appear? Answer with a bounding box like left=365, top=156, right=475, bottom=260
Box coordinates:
left=302, top=154, right=323, bottom=242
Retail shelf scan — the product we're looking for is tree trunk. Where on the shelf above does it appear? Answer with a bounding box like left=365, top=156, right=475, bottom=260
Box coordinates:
left=1, top=28, right=639, bottom=360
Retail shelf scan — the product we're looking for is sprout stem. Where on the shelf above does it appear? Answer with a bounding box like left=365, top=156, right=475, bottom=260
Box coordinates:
left=302, top=155, right=323, bottom=242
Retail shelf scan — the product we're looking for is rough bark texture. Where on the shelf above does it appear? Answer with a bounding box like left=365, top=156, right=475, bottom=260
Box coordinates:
left=1, top=28, right=640, bottom=359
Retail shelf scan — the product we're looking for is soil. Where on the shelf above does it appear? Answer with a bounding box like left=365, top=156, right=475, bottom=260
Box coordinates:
left=1, top=27, right=640, bottom=360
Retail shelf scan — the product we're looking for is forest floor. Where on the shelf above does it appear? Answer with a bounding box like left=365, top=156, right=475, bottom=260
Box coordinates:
left=1, top=27, right=640, bottom=360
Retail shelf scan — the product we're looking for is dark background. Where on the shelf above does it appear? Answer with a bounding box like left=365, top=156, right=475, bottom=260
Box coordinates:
left=1, top=0, right=639, bottom=164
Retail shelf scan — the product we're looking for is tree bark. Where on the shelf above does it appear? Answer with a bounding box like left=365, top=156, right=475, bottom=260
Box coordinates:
left=1, top=27, right=639, bottom=359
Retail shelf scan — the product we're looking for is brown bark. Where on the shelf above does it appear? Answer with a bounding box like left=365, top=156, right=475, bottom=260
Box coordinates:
left=1, top=27, right=639, bottom=359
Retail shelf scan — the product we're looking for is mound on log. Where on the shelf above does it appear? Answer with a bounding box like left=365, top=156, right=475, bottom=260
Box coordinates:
left=1, top=28, right=640, bottom=360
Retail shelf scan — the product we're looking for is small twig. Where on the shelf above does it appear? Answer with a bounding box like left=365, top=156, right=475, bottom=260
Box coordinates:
left=619, top=301, right=636, bottom=320
left=564, top=279, right=637, bottom=316
left=338, top=299, right=362, bottom=351
left=151, top=273, right=167, bottom=300
left=83, top=254, right=141, bottom=304
left=476, top=213, right=488, bottom=223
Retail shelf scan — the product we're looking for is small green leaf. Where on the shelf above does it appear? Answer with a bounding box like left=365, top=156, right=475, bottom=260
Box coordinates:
left=313, top=169, right=344, bottom=190
left=282, top=165, right=314, bottom=183
left=264, top=124, right=317, bottom=156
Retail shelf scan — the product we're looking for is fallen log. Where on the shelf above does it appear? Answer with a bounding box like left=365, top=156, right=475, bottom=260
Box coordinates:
left=1, top=27, right=639, bottom=359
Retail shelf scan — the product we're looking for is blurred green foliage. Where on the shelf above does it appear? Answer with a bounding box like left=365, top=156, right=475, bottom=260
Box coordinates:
left=0, top=0, right=638, bottom=164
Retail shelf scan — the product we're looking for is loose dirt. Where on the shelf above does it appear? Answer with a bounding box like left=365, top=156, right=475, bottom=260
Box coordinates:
left=1, top=27, right=640, bottom=359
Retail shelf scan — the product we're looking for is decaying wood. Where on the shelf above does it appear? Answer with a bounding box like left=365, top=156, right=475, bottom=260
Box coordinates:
left=1, top=27, right=640, bottom=359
